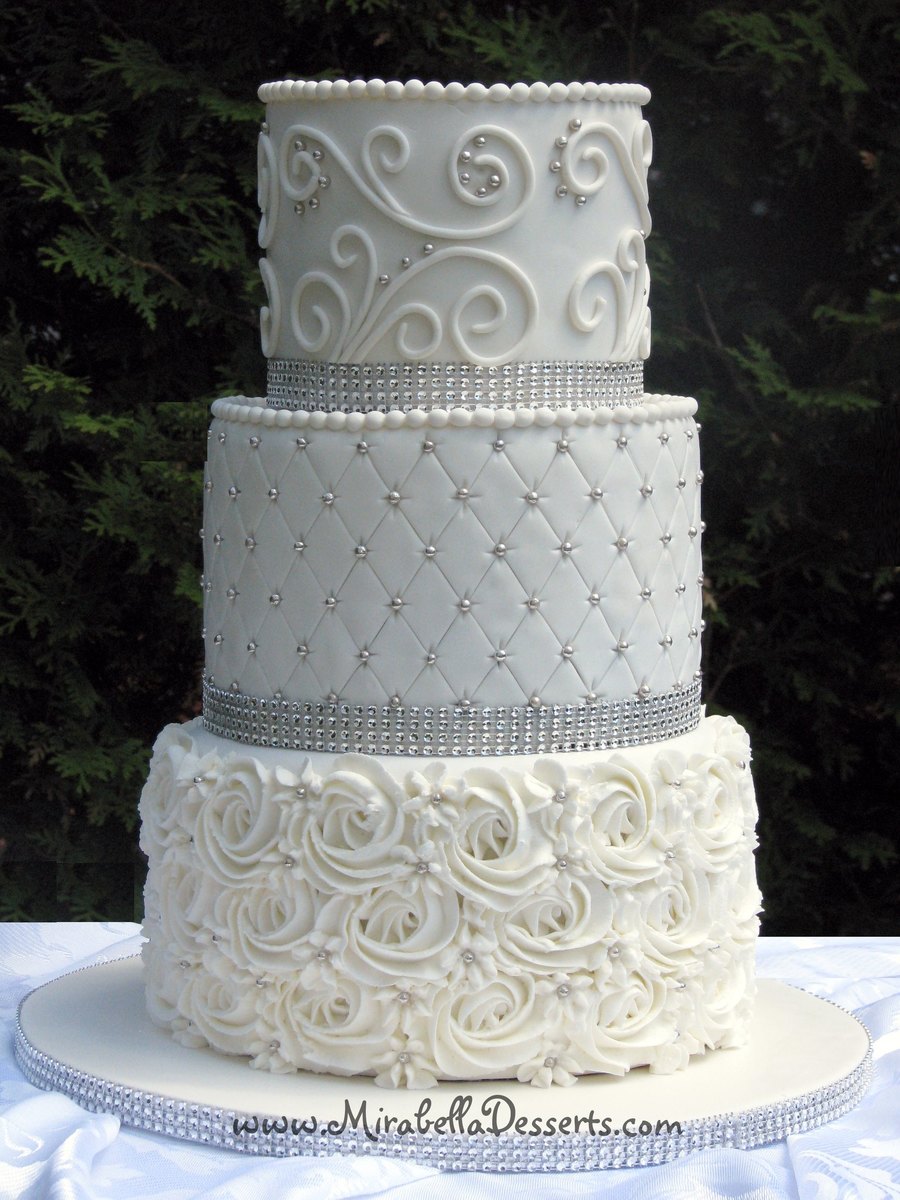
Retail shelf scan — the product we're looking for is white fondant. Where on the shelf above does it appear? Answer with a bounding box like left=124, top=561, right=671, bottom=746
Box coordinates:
left=260, top=85, right=652, bottom=365
left=141, top=715, right=760, bottom=1085
left=202, top=397, right=703, bottom=706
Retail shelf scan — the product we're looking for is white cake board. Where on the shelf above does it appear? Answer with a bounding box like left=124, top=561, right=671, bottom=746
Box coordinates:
left=15, top=956, right=871, bottom=1171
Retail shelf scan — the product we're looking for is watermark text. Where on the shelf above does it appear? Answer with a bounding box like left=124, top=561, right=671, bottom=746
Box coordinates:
left=232, top=1094, right=682, bottom=1143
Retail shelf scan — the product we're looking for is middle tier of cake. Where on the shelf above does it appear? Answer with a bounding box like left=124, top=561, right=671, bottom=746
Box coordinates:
left=202, top=393, right=703, bottom=756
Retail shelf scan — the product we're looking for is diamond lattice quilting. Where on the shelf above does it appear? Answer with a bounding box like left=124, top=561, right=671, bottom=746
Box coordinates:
left=203, top=406, right=702, bottom=706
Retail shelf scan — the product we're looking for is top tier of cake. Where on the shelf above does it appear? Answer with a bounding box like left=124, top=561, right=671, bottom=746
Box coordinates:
left=257, top=79, right=652, bottom=408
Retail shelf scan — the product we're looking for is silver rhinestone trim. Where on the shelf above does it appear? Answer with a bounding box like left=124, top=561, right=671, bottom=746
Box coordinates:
left=201, top=677, right=702, bottom=755
left=266, top=359, right=645, bottom=411
left=14, top=959, right=874, bottom=1170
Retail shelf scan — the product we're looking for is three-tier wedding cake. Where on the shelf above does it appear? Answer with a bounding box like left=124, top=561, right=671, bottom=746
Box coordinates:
left=139, top=78, right=761, bottom=1088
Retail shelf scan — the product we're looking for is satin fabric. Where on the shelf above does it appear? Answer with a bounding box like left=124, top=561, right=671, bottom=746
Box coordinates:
left=1, top=926, right=898, bottom=1198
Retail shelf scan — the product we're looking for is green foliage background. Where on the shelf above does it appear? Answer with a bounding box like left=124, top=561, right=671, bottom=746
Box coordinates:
left=1, top=0, right=897, bottom=930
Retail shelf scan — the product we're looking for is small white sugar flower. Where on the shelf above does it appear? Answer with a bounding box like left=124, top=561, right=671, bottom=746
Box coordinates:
left=376, top=982, right=436, bottom=1020
left=601, top=929, right=644, bottom=985
left=170, top=1015, right=208, bottom=1050
left=373, top=1037, right=438, bottom=1089
left=548, top=835, right=590, bottom=895
left=446, top=930, right=500, bottom=990
left=535, top=972, right=594, bottom=1020
left=517, top=1049, right=581, bottom=1088
left=296, top=931, right=342, bottom=988
left=250, top=1043, right=296, bottom=1073
left=403, top=764, right=466, bottom=832
left=391, top=839, right=448, bottom=894
left=650, top=1037, right=691, bottom=1074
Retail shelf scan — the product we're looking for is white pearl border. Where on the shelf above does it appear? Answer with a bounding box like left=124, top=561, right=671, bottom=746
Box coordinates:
left=210, top=394, right=697, bottom=431
left=258, top=79, right=651, bottom=106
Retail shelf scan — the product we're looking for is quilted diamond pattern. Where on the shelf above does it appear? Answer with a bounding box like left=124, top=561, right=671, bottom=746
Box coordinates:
left=203, top=405, right=702, bottom=706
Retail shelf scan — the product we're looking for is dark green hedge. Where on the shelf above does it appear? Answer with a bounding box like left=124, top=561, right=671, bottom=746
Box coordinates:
left=1, top=0, right=897, bottom=929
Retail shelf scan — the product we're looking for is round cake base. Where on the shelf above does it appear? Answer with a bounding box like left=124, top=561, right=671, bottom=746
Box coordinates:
left=15, top=956, right=871, bottom=1172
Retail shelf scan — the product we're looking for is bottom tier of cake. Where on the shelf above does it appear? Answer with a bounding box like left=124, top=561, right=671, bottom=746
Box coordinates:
left=139, top=714, right=761, bottom=1088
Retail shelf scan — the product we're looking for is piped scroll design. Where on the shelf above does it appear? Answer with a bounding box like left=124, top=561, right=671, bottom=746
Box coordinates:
left=568, top=230, right=649, bottom=359
left=259, top=258, right=281, bottom=357
left=289, top=225, right=538, bottom=364
left=558, top=120, right=652, bottom=234
left=279, top=123, right=534, bottom=239
left=257, top=133, right=279, bottom=249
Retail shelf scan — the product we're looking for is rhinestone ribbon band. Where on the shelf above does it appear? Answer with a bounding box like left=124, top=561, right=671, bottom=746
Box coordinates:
left=202, top=678, right=701, bottom=756
left=267, top=359, right=645, bottom=411
left=14, top=963, right=874, bottom=1169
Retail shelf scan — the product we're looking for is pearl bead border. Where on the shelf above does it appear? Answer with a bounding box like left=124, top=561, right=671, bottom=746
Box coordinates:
left=210, top=394, right=697, bottom=431
left=258, top=80, right=651, bottom=107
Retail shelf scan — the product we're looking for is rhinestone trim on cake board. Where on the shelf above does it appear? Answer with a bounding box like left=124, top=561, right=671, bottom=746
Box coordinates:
left=14, top=958, right=873, bottom=1172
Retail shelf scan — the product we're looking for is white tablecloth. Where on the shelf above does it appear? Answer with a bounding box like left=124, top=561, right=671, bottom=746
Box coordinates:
left=1, top=925, right=898, bottom=1199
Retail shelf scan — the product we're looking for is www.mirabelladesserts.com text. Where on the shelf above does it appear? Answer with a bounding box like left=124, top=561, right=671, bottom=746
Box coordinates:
left=232, top=1094, right=683, bottom=1143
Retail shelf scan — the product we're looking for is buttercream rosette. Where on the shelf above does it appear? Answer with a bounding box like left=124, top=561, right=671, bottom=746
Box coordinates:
left=570, top=757, right=667, bottom=884
left=494, top=875, right=614, bottom=973
left=292, top=755, right=411, bottom=894
left=256, top=973, right=398, bottom=1076
left=577, top=968, right=676, bottom=1075
left=321, top=877, right=461, bottom=986
left=176, top=958, right=267, bottom=1058
left=211, top=875, right=321, bottom=975
left=139, top=723, right=222, bottom=854
left=441, top=766, right=555, bottom=909
left=192, top=757, right=287, bottom=884
left=429, top=972, right=544, bottom=1080
left=155, top=843, right=220, bottom=964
